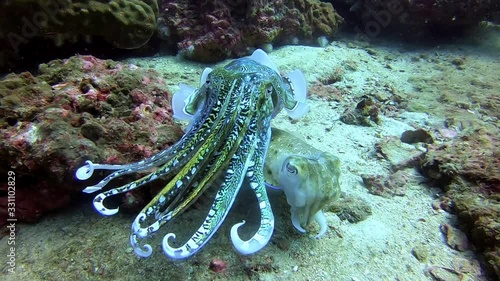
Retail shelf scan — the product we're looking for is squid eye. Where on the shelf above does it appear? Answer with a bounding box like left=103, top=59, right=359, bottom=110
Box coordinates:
left=266, top=85, right=280, bottom=110
left=205, top=79, right=210, bottom=84
left=286, top=162, right=298, bottom=175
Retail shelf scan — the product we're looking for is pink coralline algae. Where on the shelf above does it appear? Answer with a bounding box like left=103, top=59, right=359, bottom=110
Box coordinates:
left=159, top=0, right=343, bottom=62
left=0, top=55, right=184, bottom=226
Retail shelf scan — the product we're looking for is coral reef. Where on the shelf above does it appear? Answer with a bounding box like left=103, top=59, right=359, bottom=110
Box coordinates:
left=0, top=55, right=183, bottom=226
left=1, top=0, right=158, bottom=48
left=159, top=0, right=343, bottom=62
left=0, top=0, right=158, bottom=70
left=328, top=0, right=497, bottom=36
left=420, top=128, right=500, bottom=277
left=0, top=0, right=344, bottom=70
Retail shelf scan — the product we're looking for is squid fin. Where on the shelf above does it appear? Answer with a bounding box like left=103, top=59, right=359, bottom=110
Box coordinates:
left=285, top=69, right=309, bottom=119
left=248, top=49, right=279, bottom=73
left=172, top=83, right=196, bottom=120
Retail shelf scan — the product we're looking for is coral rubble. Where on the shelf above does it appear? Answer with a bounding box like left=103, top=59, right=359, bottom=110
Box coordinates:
left=361, top=171, right=408, bottom=198
left=420, top=129, right=500, bottom=277
left=340, top=96, right=380, bottom=126
left=327, top=194, right=372, bottom=223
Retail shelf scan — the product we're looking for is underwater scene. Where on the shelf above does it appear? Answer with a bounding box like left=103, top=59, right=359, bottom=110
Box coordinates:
left=0, top=1, right=499, bottom=280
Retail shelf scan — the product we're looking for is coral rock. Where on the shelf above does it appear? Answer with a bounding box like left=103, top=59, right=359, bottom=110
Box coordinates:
left=347, top=0, right=496, bottom=36
left=340, top=96, right=380, bottom=126
left=420, top=128, right=500, bottom=277
left=209, top=258, right=228, bottom=273
left=361, top=170, right=408, bottom=198
left=0, top=0, right=158, bottom=49
left=327, top=194, right=372, bottom=223
left=0, top=55, right=184, bottom=226
left=0, top=0, right=159, bottom=70
left=375, top=136, right=424, bottom=170
left=160, top=0, right=343, bottom=62
left=428, top=266, right=462, bottom=281
left=441, top=223, right=470, bottom=251
left=400, top=128, right=434, bottom=144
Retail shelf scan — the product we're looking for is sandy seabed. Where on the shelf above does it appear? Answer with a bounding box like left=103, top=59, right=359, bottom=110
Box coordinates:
left=2, top=26, right=499, bottom=281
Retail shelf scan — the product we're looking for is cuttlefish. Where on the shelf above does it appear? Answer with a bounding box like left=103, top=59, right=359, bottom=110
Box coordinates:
left=76, top=49, right=309, bottom=259
left=264, top=128, right=341, bottom=238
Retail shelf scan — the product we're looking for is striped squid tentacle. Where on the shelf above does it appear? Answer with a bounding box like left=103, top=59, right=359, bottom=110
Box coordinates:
left=161, top=117, right=259, bottom=259
left=154, top=79, right=248, bottom=220
left=155, top=81, right=255, bottom=222
left=129, top=79, right=248, bottom=257
left=90, top=112, right=222, bottom=217
left=231, top=127, right=275, bottom=255
left=128, top=148, right=227, bottom=258
left=76, top=87, right=216, bottom=194
left=128, top=115, right=228, bottom=257
left=130, top=114, right=227, bottom=232
left=88, top=81, right=233, bottom=217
